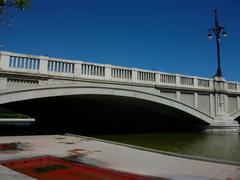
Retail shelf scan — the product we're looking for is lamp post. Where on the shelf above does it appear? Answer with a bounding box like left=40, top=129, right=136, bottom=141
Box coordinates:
left=208, top=9, right=227, bottom=78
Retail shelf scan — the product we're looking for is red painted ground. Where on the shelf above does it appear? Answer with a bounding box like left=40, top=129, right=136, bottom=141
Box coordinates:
left=1, top=156, right=164, bottom=180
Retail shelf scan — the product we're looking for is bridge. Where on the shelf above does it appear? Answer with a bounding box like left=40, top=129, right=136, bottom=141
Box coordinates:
left=0, top=51, right=239, bottom=132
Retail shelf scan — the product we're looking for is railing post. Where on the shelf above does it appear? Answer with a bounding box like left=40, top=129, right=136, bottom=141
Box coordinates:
left=105, top=65, right=112, bottom=80
left=39, top=56, right=48, bottom=75
left=74, top=62, right=82, bottom=78
left=132, top=69, right=137, bottom=83
left=155, top=72, right=160, bottom=86
left=176, top=74, right=180, bottom=86
left=209, top=79, right=214, bottom=90
left=0, top=54, right=10, bottom=71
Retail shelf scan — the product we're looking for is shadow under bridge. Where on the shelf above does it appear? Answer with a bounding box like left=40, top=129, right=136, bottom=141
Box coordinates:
left=1, top=94, right=210, bottom=135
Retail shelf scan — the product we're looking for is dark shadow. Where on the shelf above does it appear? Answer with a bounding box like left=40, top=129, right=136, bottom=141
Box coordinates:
left=0, top=95, right=209, bottom=135
left=235, top=116, right=240, bottom=124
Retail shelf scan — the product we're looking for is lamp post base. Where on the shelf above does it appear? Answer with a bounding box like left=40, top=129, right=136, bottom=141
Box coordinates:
left=216, top=68, right=223, bottom=78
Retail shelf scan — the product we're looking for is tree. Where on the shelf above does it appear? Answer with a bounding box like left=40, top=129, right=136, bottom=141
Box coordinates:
left=0, top=0, right=30, bottom=25
left=0, top=0, right=30, bottom=11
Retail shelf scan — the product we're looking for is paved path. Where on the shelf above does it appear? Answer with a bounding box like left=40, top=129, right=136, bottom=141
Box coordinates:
left=0, top=134, right=239, bottom=179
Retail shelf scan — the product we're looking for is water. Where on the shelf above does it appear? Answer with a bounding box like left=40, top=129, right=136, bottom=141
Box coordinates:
left=1, top=123, right=240, bottom=163
left=93, top=132, right=240, bottom=163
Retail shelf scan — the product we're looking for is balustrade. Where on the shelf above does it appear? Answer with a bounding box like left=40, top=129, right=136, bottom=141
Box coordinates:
left=137, top=71, right=155, bottom=82
left=81, top=64, right=105, bottom=76
left=159, top=74, right=176, bottom=84
left=48, top=60, right=74, bottom=73
left=111, top=68, right=132, bottom=79
left=198, top=79, right=210, bottom=88
left=1, top=51, right=238, bottom=92
left=228, top=83, right=237, bottom=91
left=180, top=77, right=194, bottom=86
left=9, top=56, right=40, bottom=70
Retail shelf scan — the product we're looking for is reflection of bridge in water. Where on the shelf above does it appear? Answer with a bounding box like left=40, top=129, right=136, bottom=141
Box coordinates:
left=0, top=51, right=239, bottom=132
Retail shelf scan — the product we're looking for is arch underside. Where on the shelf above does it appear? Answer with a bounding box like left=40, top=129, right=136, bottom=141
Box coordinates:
left=0, top=85, right=213, bottom=133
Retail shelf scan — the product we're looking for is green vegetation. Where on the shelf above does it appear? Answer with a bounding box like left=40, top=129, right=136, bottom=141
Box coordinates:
left=0, top=0, right=30, bottom=26
left=93, top=133, right=240, bottom=162
left=0, top=108, right=31, bottom=118
left=0, top=0, right=30, bottom=11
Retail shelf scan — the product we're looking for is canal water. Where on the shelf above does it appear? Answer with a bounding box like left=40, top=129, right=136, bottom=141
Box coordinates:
left=93, top=132, right=240, bottom=163
left=1, top=123, right=240, bottom=163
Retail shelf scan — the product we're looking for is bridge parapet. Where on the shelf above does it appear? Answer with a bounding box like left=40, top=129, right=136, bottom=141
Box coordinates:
left=2, top=51, right=239, bottom=93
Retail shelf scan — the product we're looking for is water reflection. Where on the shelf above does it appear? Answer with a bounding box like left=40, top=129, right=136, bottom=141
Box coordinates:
left=93, top=132, right=240, bottom=162
left=181, top=133, right=240, bottom=161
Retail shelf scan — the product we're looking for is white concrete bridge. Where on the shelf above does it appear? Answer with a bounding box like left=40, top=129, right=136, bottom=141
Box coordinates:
left=0, top=51, right=239, bottom=131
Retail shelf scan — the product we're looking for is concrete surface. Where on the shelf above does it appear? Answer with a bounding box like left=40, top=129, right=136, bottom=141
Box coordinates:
left=0, top=134, right=239, bottom=179
left=0, top=165, right=35, bottom=180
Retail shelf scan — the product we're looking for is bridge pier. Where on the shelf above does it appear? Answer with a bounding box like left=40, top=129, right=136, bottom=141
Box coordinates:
left=207, top=118, right=239, bottom=133
left=207, top=78, right=239, bottom=132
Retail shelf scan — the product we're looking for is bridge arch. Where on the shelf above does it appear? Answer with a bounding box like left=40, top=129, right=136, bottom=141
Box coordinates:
left=0, top=84, right=213, bottom=124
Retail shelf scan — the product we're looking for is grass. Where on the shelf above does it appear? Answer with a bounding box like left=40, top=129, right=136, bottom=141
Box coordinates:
left=0, top=108, right=31, bottom=119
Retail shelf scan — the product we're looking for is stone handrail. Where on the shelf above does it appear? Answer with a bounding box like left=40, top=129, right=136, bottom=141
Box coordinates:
left=0, top=51, right=239, bottom=92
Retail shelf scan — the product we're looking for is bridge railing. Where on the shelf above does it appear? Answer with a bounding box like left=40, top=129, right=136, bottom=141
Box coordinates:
left=227, top=81, right=240, bottom=92
left=111, top=67, right=132, bottom=81
left=7, top=55, right=40, bottom=73
left=0, top=51, right=239, bottom=92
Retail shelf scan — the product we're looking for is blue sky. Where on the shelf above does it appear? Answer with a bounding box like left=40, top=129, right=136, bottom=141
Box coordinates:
left=0, top=0, right=240, bottom=81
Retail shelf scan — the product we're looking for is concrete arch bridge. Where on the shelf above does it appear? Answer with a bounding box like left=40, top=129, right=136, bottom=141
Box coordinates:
left=0, top=51, right=239, bottom=132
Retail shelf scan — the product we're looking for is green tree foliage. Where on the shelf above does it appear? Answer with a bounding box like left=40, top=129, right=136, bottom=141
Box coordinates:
left=0, top=0, right=30, bottom=25
left=0, top=0, right=30, bottom=11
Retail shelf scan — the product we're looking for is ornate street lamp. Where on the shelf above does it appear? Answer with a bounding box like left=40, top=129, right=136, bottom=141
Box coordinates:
left=208, top=9, right=227, bottom=78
